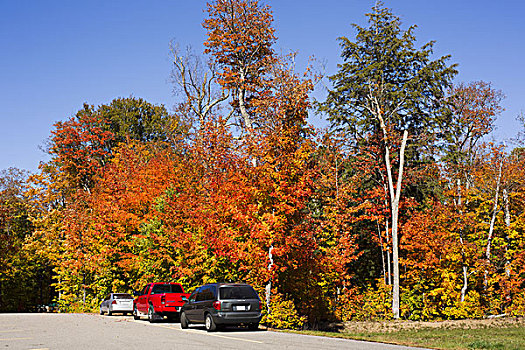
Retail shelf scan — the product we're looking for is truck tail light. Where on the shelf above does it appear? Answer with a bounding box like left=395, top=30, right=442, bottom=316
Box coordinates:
left=161, top=295, right=166, bottom=304
left=213, top=301, right=221, bottom=310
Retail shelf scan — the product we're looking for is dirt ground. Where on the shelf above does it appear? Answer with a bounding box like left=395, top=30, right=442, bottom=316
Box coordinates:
left=342, top=317, right=525, bottom=333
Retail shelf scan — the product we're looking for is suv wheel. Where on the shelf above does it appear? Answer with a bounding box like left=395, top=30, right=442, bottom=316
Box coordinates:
left=205, top=314, right=217, bottom=332
left=180, top=312, right=189, bottom=329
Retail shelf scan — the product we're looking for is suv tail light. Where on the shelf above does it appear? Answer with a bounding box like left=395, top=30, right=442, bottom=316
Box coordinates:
left=111, top=300, right=117, bottom=305
left=213, top=301, right=221, bottom=310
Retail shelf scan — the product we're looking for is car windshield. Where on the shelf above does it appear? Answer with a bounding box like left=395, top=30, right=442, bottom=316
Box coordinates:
left=151, top=284, right=183, bottom=294
left=113, top=293, right=133, bottom=299
left=219, top=286, right=258, bottom=300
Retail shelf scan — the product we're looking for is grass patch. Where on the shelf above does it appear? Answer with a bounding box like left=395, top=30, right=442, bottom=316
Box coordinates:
left=281, top=325, right=525, bottom=350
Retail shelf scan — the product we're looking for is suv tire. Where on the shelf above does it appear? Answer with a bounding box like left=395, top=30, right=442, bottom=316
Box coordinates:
left=205, top=313, right=217, bottom=332
left=180, top=312, right=189, bottom=329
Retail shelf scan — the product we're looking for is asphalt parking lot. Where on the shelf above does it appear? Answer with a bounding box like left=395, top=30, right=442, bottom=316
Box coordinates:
left=0, top=313, right=429, bottom=350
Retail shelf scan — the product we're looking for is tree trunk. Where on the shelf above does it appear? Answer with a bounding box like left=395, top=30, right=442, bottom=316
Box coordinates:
left=265, top=245, right=274, bottom=315
left=382, top=183, right=392, bottom=285
left=484, top=160, right=502, bottom=288
left=377, top=221, right=387, bottom=284
left=457, top=178, right=468, bottom=303
left=238, top=70, right=254, bottom=134
left=461, top=265, right=468, bottom=302
left=503, top=188, right=511, bottom=277
left=82, top=273, right=86, bottom=311
left=237, top=82, right=257, bottom=167
left=383, top=129, right=408, bottom=319
left=385, top=218, right=392, bottom=286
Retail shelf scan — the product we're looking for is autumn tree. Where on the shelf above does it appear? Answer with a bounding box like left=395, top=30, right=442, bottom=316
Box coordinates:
left=48, top=97, right=174, bottom=192
left=49, top=105, right=113, bottom=193
left=444, top=81, right=504, bottom=189
left=320, top=2, right=457, bottom=318
left=401, top=202, right=482, bottom=319
left=466, top=143, right=525, bottom=313
left=0, top=168, right=54, bottom=311
left=170, top=42, right=228, bottom=130
left=0, top=168, right=30, bottom=310
left=53, top=141, right=178, bottom=310
left=442, top=81, right=504, bottom=302
left=27, top=97, right=178, bottom=310
left=203, top=0, right=277, bottom=135
left=202, top=0, right=313, bottom=322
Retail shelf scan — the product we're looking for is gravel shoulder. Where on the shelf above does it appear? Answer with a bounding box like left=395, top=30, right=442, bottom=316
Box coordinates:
left=342, top=317, right=525, bottom=333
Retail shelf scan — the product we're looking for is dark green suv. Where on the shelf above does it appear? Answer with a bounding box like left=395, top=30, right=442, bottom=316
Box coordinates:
left=180, top=283, right=262, bottom=332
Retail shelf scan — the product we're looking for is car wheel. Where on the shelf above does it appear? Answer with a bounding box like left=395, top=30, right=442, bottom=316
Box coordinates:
left=100, top=308, right=104, bottom=315
left=107, top=308, right=112, bottom=316
left=205, top=313, right=217, bottom=332
left=248, top=322, right=259, bottom=331
left=180, top=312, right=189, bottom=329
left=148, top=305, right=157, bottom=323
left=133, top=306, right=140, bottom=320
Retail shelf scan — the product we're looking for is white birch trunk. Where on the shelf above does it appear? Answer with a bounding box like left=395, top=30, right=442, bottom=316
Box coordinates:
left=484, top=160, right=503, bottom=288
left=367, top=86, right=408, bottom=319
left=382, top=129, right=408, bottom=320
left=503, top=188, right=511, bottom=277
left=265, top=245, right=274, bottom=315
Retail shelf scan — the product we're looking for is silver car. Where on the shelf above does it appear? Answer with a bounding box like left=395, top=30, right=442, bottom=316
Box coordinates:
left=100, top=293, right=134, bottom=316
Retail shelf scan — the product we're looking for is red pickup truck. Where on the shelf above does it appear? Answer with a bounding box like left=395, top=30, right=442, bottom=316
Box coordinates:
left=133, top=282, right=190, bottom=322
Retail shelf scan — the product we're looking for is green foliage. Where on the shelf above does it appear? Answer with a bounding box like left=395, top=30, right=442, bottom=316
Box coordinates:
left=321, top=2, right=457, bottom=144
left=98, top=97, right=172, bottom=145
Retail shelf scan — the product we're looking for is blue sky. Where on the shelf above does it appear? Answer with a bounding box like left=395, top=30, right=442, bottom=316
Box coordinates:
left=1, top=0, right=524, bottom=172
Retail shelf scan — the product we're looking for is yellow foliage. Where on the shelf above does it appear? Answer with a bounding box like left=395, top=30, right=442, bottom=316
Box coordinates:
left=336, top=281, right=393, bottom=321
left=262, top=293, right=307, bottom=329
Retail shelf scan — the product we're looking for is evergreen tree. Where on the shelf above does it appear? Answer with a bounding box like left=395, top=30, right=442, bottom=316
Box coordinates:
left=320, top=2, right=457, bottom=318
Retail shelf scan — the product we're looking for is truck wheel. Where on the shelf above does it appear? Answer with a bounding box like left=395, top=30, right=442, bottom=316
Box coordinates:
left=133, top=306, right=140, bottom=320
left=180, top=312, right=189, bottom=329
left=205, top=314, right=217, bottom=332
left=148, top=305, right=157, bottom=323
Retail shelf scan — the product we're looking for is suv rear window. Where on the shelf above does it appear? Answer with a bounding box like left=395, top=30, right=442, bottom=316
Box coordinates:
left=151, top=284, right=183, bottom=294
left=219, top=286, right=258, bottom=300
